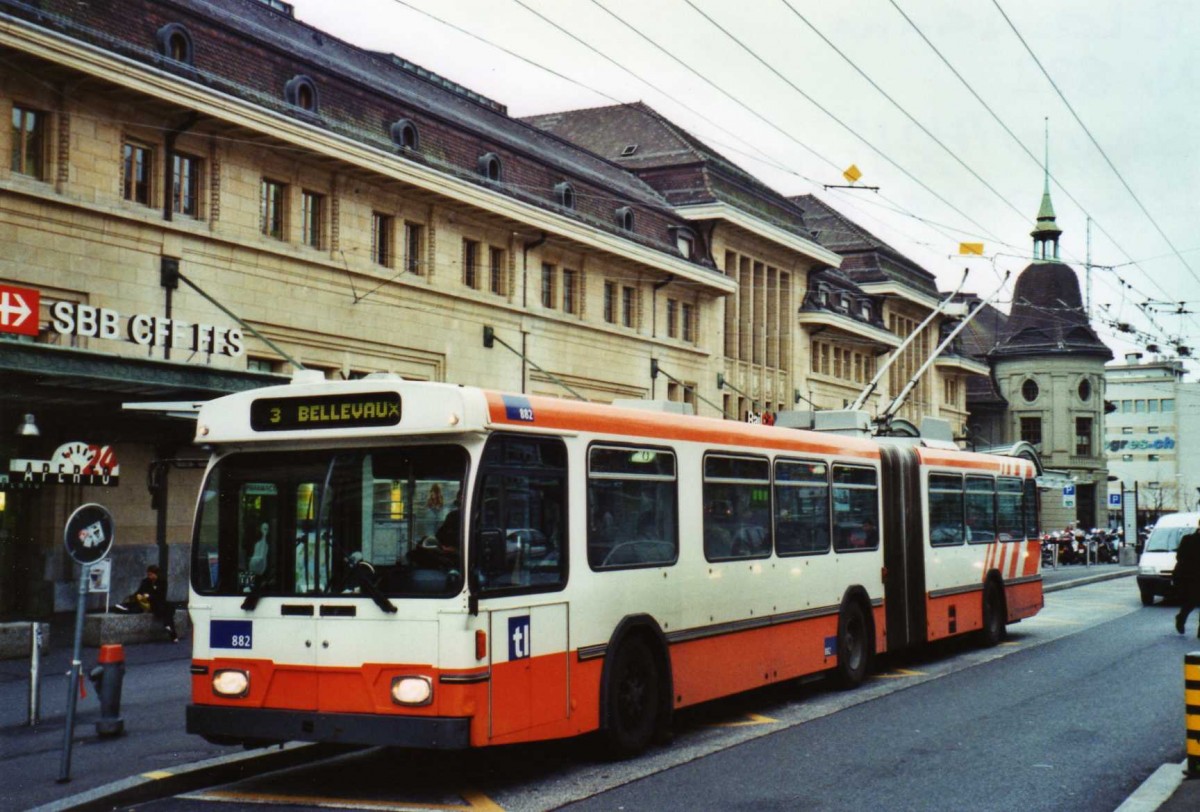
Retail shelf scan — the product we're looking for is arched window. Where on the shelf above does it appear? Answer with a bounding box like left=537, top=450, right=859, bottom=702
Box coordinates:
left=554, top=182, right=576, bottom=210
left=389, top=119, right=420, bottom=152
left=477, top=152, right=502, bottom=182
left=614, top=206, right=634, bottom=231
left=284, top=75, right=320, bottom=113
left=155, top=23, right=194, bottom=65
left=1021, top=378, right=1039, bottom=403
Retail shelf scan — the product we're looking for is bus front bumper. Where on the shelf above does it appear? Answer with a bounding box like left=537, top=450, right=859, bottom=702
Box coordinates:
left=187, top=704, right=471, bottom=749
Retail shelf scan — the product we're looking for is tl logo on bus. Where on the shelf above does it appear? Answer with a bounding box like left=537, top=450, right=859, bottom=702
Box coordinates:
left=508, top=616, right=531, bottom=660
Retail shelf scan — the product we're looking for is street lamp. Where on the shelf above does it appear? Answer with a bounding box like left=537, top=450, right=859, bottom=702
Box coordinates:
left=15, top=413, right=39, bottom=437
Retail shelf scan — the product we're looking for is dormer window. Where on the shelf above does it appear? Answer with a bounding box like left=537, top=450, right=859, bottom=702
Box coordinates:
left=477, top=152, right=502, bottom=182
left=156, top=23, right=194, bottom=65
left=554, top=181, right=576, bottom=210
left=817, top=287, right=829, bottom=306
left=390, top=119, right=419, bottom=151
left=620, top=144, right=638, bottom=157
left=615, top=206, right=634, bottom=231
left=284, top=75, right=319, bottom=113
left=839, top=294, right=850, bottom=311
left=669, top=226, right=696, bottom=259
left=859, top=300, right=872, bottom=320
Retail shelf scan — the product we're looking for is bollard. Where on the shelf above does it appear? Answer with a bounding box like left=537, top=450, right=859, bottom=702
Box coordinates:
left=88, top=644, right=125, bottom=737
left=1187, top=652, right=1200, bottom=777
left=28, top=622, right=42, bottom=726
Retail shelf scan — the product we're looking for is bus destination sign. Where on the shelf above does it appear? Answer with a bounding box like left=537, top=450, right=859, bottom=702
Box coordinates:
left=250, top=392, right=402, bottom=432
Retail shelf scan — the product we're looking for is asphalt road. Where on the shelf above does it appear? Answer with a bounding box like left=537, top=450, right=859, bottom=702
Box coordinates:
left=563, top=580, right=1186, bottom=811
left=123, top=576, right=1191, bottom=812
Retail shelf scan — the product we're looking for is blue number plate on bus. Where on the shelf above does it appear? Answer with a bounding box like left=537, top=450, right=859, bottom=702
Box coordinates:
left=210, top=620, right=253, bottom=650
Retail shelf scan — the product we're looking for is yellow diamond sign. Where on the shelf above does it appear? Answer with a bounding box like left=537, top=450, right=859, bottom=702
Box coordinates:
left=842, top=164, right=862, bottom=183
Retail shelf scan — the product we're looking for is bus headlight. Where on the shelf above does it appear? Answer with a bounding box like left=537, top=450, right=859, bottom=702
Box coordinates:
left=390, top=676, right=433, bottom=706
left=212, top=669, right=250, bottom=697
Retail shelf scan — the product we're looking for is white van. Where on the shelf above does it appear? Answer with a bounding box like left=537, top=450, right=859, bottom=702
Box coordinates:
left=1137, top=512, right=1200, bottom=605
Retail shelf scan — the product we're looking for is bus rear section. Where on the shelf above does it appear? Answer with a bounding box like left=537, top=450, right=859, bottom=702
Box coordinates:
left=879, top=444, right=1042, bottom=653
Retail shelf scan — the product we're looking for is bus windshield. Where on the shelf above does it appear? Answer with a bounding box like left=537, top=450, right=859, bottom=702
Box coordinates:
left=191, top=445, right=468, bottom=599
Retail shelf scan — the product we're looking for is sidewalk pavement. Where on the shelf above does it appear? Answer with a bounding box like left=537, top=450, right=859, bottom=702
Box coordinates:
left=2, top=565, right=1195, bottom=811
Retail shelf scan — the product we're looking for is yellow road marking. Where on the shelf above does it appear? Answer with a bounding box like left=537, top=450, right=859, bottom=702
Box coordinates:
left=182, top=788, right=503, bottom=811
left=709, top=712, right=779, bottom=727
left=999, top=641, right=1021, bottom=647
left=141, top=770, right=174, bottom=780
left=874, top=668, right=926, bottom=679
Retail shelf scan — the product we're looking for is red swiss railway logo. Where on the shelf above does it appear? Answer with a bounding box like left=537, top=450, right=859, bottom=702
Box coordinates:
left=0, top=284, right=39, bottom=337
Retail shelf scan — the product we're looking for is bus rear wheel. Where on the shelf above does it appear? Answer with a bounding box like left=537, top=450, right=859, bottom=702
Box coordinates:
left=601, top=636, right=660, bottom=758
left=835, top=600, right=871, bottom=688
left=980, top=581, right=1007, bottom=647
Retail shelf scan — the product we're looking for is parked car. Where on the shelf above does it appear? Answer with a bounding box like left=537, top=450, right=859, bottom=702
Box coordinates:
left=1137, top=512, right=1200, bottom=605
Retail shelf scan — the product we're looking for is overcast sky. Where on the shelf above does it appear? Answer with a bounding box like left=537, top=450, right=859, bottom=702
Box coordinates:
left=285, top=0, right=1200, bottom=374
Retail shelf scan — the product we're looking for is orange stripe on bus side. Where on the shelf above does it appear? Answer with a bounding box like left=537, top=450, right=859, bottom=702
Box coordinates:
left=483, top=392, right=881, bottom=460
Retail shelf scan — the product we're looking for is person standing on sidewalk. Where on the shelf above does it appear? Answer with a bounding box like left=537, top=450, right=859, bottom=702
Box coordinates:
left=1173, top=518, right=1200, bottom=636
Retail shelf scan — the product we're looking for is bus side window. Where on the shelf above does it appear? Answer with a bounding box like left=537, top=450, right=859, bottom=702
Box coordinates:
left=965, top=476, right=996, bottom=544
left=774, top=459, right=829, bottom=556
left=832, top=464, right=878, bottom=553
left=587, top=445, right=677, bottom=570
left=997, top=478, right=1024, bottom=540
left=703, top=454, right=770, bottom=561
left=929, top=473, right=964, bottom=546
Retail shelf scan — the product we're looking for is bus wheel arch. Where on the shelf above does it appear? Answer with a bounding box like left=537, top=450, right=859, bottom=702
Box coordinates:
left=980, top=574, right=1008, bottom=647
left=834, top=588, right=874, bottom=688
left=598, top=614, right=673, bottom=758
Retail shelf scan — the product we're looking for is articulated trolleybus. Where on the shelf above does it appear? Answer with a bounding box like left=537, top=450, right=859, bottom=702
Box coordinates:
left=187, top=375, right=1042, bottom=755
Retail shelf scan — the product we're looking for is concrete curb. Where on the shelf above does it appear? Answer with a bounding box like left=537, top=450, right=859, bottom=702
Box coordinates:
left=1043, top=567, right=1136, bottom=593
left=1114, top=760, right=1187, bottom=812
left=26, top=742, right=352, bottom=812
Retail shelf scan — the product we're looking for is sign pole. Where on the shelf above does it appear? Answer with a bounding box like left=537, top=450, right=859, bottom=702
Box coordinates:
left=56, top=503, right=116, bottom=784
left=57, top=572, right=87, bottom=783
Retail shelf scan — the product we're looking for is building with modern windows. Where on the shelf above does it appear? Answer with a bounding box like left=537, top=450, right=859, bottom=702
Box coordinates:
left=1105, top=355, right=1200, bottom=524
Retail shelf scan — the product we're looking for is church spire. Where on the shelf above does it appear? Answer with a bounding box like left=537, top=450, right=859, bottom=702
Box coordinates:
left=1031, top=117, right=1062, bottom=262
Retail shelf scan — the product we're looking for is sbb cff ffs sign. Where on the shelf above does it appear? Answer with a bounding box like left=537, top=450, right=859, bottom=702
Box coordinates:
left=0, top=284, right=40, bottom=336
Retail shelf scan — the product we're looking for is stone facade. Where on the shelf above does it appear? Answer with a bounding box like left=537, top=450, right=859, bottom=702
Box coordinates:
left=0, top=0, right=994, bottom=619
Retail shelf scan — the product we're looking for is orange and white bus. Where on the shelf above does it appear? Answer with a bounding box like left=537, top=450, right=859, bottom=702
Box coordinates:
left=185, top=376, right=1042, bottom=755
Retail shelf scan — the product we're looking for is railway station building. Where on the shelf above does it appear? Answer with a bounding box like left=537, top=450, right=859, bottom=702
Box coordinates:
left=0, top=0, right=989, bottom=620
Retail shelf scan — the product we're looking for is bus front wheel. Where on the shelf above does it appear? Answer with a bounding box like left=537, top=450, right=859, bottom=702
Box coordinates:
left=601, top=636, right=660, bottom=758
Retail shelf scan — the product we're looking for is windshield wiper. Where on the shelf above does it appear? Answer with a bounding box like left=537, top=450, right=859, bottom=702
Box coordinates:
left=240, top=583, right=267, bottom=611
left=350, top=557, right=396, bottom=613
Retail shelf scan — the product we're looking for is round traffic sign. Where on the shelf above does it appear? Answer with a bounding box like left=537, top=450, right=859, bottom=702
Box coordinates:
left=63, top=503, right=115, bottom=565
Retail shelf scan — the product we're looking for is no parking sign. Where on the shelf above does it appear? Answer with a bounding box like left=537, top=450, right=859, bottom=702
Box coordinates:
left=63, top=503, right=114, bottom=565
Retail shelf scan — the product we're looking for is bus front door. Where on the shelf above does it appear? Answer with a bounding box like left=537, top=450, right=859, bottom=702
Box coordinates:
left=488, top=603, right=569, bottom=740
